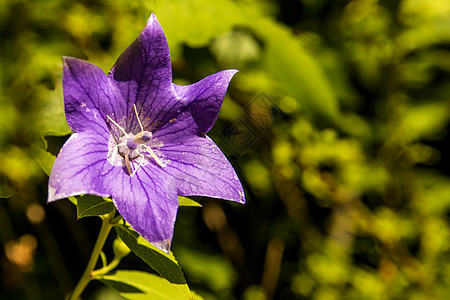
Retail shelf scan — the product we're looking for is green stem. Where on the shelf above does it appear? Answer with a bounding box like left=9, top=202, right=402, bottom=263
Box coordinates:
left=91, top=256, right=121, bottom=278
left=68, top=210, right=115, bottom=300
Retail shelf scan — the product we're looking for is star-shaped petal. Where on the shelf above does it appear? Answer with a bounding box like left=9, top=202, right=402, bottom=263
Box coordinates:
left=48, top=14, right=245, bottom=253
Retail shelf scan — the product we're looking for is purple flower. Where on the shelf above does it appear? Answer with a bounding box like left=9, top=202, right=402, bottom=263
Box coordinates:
left=48, top=14, right=245, bottom=253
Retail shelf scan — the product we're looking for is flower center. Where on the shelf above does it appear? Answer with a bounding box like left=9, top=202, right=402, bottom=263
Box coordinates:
left=106, top=105, right=166, bottom=176
left=107, top=129, right=166, bottom=176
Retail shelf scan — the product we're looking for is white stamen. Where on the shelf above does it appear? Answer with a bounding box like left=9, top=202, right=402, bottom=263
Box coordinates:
left=107, top=115, right=128, bottom=136
left=124, top=154, right=132, bottom=176
left=133, top=104, right=144, bottom=132
left=143, top=145, right=166, bottom=168
left=131, top=155, right=146, bottom=177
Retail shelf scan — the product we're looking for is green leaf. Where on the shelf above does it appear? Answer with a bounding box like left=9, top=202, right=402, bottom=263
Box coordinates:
left=250, top=18, right=340, bottom=122
left=100, top=270, right=190, bottom=300
left=68, top=196, right=77, bottom=205
left=114, top=225, right=192, bottom=299
left=191, top=291, right=205, bottom=300
left=178, top=196, right=202, bottom=207
left=148, top=0, right=242, bottom=58
left=175, top=247, right=236, bottom=292
left=33, top=83, right=72, bottom=137
left=0, top=176, right=14, bottom=198
left=402, top=102, right=449, bottom=139
left=32, top=145, right=56, bottom=177
left=77, top=195, right=115, bottom=218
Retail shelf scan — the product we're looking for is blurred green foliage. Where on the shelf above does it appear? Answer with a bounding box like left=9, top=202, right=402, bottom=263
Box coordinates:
left=1, top=0, right=449, bottom=299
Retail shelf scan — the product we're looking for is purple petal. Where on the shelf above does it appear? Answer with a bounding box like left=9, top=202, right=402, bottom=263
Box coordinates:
left=106, top=167, right=179, bottom=253
left=51, top=13, right=245, bottom=255
left=109, top=14, right=173, bottom=128
left=62, top=57, right=126, bottom=134
left=154, top=70, right=238, bottom=143
left=48, top=131, right=113, bottom=202
left=160, top=136, right=245, bottom=204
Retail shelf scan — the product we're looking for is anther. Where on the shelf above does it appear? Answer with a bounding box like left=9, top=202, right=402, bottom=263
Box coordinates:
left=133, top=131, right=153, bottom=144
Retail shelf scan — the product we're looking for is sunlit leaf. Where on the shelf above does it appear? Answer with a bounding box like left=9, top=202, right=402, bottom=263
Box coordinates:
left=100, top=270, right=190, bottom=300
left=114, top=224, right=192, bottom=299
left=68, top=196, right=77, bottom=206
left=178, top=196, right=202, bottom=207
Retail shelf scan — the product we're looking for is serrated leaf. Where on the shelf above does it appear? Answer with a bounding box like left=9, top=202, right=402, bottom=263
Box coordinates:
left=114, top=225, right=192, bottom=299
left=100, top=270, right=190, bottom=300
left=77, top=195, right=115, bottom=218
left=178, top=196, right=202, bottom=207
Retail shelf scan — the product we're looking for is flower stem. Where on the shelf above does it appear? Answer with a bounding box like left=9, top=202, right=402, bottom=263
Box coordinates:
left=68, top=210, right=115, bottom=300
left=91, top=256, right=121, bottom=278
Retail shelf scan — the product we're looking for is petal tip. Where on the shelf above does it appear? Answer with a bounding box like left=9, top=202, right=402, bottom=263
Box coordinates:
left=218, top=69, right=239, bottom=85
left=61, top=56, right=79, bottom=65
left=147, top=13, right=162, bottom=29
left=237, top=189, right=246, bottom=204
left=61, top=56, right=73, bottom=68
left=233, top=186, right=246, bottom=204
left=61, top=56, right=89, bottom=73
left=152, top=239, right=171, bottom=254
left=149, top=13, right=157, bottom=21
left=224, top=68, right=239, bottom=77
left=47, top=186, right=58, bottom=203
